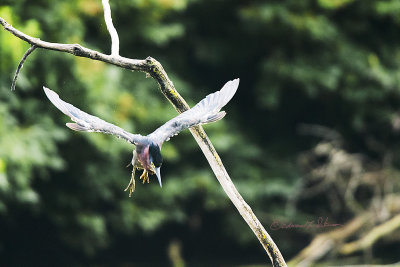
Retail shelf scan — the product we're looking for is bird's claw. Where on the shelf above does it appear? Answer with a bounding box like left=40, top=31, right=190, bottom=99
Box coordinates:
left=123, top=168, right=150, bottom=197
left=124, top=168, right=136, bottom=197
left=140, top=169, right=149, bottom=184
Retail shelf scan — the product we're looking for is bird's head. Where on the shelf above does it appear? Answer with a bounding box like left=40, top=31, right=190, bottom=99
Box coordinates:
left=135, top=142, right=163, bottom=186
left=148, top=143, right=163, bottom=187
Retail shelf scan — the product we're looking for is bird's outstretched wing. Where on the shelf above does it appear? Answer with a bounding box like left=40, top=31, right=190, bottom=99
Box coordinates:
left=43, top=87, right=145, bottom=145
left=148, top=78, right=239, bottom=145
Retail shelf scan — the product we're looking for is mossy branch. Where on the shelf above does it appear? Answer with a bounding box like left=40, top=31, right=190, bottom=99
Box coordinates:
left=0, top=16, right=286, bottom=267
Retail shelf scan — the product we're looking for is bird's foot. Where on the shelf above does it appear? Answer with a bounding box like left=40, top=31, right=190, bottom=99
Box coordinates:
left=140, top=169, right=149, bottom=184
left=124, top=168, right=136, bottom=197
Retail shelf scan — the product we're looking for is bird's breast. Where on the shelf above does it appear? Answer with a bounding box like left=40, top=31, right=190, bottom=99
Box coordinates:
left=136, top=145, right=151, bottom=170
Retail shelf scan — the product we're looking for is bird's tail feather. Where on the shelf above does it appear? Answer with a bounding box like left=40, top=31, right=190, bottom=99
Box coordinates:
left=66, top=122, right=88, bottom=131
left=204, top=111, right=226, bottom=124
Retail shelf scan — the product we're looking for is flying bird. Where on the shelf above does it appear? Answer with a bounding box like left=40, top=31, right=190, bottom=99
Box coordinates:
left=43, top=79, right=239, bottom=196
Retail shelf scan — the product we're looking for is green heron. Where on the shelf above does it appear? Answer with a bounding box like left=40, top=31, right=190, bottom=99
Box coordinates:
left=43, top=79, right=239, bottom=196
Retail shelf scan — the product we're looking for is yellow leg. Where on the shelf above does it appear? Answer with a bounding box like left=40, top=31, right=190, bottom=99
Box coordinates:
left=140, top=169, right=149, bottom=184
left=124, top=167, right=136, bottom=197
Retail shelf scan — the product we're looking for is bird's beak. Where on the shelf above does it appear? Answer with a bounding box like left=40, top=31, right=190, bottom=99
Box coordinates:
left=155, top=167, right=162, bottom=188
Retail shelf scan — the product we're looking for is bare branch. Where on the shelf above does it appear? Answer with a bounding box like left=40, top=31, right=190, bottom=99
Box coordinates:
left=11, top=44, right=36, bottom=91
left=102, top=0, right=120, bottom=56
left=289, top=212, right=372, bottom=267
left=0, top=17, right=146, bottom=72
left=0, top=16, right=287, bottom=267
left=340, top=214, right=400, bottom=255
left=338, top=263, right=400, bottom=267
left=290, top=194, right=400, bottom=266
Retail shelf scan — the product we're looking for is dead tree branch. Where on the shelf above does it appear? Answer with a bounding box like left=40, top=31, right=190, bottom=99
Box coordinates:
left=288, top=212, right=372, bottom=267
left=340, top=214, right=400, bottom=255
left=0, top=15, right=286, bottom=267
left=289, top=194, right=400, bottom=266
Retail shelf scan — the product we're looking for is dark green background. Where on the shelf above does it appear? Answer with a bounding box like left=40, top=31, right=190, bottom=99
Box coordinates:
left=1, top=0, right=400, bottom=266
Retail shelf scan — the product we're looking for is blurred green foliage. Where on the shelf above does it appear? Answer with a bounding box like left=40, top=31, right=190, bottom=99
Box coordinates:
left=1, top=0, right=400, bottom=265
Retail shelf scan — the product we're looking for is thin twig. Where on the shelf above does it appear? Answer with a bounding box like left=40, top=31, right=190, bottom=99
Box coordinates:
left=0, top=16, right=286, bottom=267
left=11, top=44, right=36, bottom=90
left=101, top=0, right=119, bottom=56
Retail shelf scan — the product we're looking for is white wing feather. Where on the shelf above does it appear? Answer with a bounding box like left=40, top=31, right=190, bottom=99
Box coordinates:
left=43, top=87, right=144, bottom=145
left=148, top=78, right=239, bottom=145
